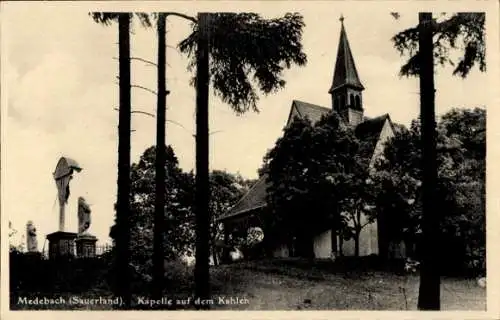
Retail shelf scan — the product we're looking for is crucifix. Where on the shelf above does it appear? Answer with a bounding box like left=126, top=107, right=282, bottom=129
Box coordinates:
left=53, top=157, right=82, bottom=231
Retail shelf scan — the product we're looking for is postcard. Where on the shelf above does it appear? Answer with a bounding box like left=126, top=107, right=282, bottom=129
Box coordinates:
left=1, top=1, right=498, bottom=319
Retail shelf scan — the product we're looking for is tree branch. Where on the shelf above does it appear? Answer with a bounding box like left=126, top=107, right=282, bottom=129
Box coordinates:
left=361, top=221, right=372, bottom=229
left=112, top=107, right=193, bottom=135
left=166, top=119, right=193, bottom=134
left=131, top=57, right=157, bottom=66
left=132, top=85, right=158, bottom=95
left=209, top=130, right=224, bottom=136
left=133, top=110, right=155, bottom=117
left=115, top=78, right=158, bottom=95
left=113, top=107, right=155, bottom=118
left=113, top=57, right=172, bottom=68
left=164, top=12, right=197, bottom=23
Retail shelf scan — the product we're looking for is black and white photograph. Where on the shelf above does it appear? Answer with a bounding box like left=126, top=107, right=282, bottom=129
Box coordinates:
left=1, top=0, right=498, bottom=317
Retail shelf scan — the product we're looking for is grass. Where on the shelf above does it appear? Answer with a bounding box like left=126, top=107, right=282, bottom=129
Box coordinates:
left=209, top=259, right=486, bottom=311
left=10, top=258, right=486, bottom=311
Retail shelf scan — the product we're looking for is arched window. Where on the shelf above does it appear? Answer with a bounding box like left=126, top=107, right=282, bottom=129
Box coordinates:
left=334, top=96, right=339, bottom=110
left=339, top=95, right=345, bottom=109
left=349, top=94, right=354, bottom=106
left=355, top=95, right=361, bottom=108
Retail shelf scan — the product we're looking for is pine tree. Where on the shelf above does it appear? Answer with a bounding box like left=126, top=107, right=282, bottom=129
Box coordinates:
left=178, top=12, right=307, bottom=305
left=392, top=12, right=485, bottom=310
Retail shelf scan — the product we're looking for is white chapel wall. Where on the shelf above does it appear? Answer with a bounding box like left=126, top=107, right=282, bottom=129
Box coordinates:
left=313, top=229, right=332, bottom=258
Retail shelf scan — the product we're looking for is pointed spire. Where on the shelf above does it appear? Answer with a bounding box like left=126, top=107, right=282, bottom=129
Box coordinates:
left=329, top=16, right=364, bottom=93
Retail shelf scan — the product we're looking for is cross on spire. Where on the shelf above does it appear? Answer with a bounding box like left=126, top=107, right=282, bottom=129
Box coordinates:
left=340, top=14, right=344, bottom=24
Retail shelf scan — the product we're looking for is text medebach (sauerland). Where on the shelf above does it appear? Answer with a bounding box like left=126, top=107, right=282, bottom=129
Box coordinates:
left=17, top=296, right=122, bottom=306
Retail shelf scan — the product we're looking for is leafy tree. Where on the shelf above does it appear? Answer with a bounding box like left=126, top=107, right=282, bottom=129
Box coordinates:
left=178, top=13, right=307, bottom=113
left=8, top=221, right=25, bottom=253
left=392, top=13, right=485, bottom=78
left=109, top=146, right=196, bottom=282
left=110, top=146, right=256, bottom=294
left=437, top=108, right=485, bottom=275
left=264, top=116, right=317, bottom=257
left=440, top=108, right=485, bottom=161
left=372, top=122, right=422, bottom=259
left=264, top=112, right=376, bottom=257
left=373, top=108, right=485, bottom=272
left=177, top=12, right=307, bottom=301
left=310, top=114, right=376, bottom=257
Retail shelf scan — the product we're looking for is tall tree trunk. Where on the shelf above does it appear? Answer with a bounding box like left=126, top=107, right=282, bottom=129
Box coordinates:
left=354, top=229, right=360, bottom=257
left=153, top=13, right=167, bottom=300
left=331, top=229, right=338, bottom=257
left=331, top=205, right=339, bottom=256
left=339, top=234, right=344, bottom=256
left=210, top=223, right=219, bottom=266
left=417, top=12, right=440, bottom=310
left=212, top=243, right=219, bottom=266
left=194, top=12, right=211, bottom=307
left=354, top=210, right=361, bottom=257
left=116, top=13, right=131, bottom=309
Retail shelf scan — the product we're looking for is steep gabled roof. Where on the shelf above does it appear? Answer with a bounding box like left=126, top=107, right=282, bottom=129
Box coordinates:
left=219, top=105, right=393, bottom=222
left=292, top=100, right=332, bottom=125
left=218, top=174, right=270, bottom=221
left=329, top=19, right=364, bottom=92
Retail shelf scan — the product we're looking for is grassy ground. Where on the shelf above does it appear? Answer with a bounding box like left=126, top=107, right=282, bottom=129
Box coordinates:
left=209, top=260, right=486, bottom=310
left=10, top=259, right=486, bottom=311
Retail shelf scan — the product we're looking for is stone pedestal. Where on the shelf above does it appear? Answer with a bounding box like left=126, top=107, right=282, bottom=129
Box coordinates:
left=46, top=231, right=77, bottom=259
left=75, top=234, right=98, bottom=258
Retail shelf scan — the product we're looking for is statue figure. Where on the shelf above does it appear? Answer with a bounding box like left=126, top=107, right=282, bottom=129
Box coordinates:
left=26, top=221, right=38, bottom=252
left=53, top=157, right=82, bottom=231
left=77, top=197, right=92, bottom=234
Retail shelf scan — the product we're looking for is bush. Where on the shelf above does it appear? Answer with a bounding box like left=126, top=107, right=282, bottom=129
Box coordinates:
left=10, top=250, right=112, bottom=297
left=129, top=257, right=194, bottom=296
left=164, top=259, right=194, bottom=292
left=436, top=234, right=485, bottom=277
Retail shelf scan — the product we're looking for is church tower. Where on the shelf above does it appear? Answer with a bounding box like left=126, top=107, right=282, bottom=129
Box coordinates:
left=329, top=16, right=365, bottom=126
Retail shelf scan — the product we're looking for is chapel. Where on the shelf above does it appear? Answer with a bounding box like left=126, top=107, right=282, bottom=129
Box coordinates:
left=218, top=17, right=400, bottom=259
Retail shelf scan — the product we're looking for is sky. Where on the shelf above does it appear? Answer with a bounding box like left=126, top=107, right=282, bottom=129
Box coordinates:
left=1, top=1, right=497, bottom=249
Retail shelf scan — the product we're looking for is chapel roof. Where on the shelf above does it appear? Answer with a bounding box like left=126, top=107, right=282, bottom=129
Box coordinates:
left=218, top=102, right=391, bottom=222
left=291, top=100, right=331, bottom=124
left=218, top=173, right=270, bottom=221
